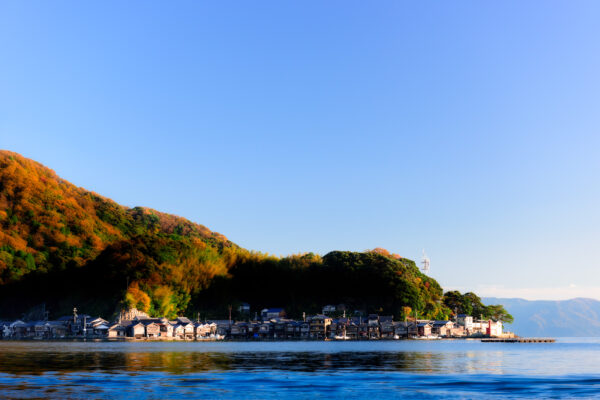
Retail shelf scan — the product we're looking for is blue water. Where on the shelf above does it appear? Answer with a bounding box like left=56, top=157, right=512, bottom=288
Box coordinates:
left=0, top=338, right=599, bottom=399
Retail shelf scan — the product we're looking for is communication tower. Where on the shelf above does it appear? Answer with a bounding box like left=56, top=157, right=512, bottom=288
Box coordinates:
left=421, top=250, right=430, bottom=273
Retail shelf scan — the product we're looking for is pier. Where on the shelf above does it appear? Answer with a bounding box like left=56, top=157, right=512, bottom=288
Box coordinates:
left=481, top=338, right=555, bottom=343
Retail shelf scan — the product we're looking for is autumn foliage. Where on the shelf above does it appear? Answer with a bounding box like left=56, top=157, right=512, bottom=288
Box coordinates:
left=0, top=151, right=452, bottom=321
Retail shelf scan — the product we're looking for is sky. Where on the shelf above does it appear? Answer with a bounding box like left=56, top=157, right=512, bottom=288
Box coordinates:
left=1, top=1, right=599, bottom=300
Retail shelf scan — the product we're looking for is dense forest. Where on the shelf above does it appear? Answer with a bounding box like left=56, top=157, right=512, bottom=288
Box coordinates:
left=0, top=150, right=510, bottom=323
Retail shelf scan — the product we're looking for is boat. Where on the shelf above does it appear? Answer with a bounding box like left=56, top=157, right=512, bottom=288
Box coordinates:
left=411, top=335, right=441, bottom=340
left=334, top=335, right=351, bottom=340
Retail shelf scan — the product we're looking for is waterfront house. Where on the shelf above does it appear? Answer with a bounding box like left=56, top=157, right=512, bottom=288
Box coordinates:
left=258, top=321, right=273, bottom=338
left=143, top=321, right=160, bottom=338
left=183, top=323, right=195, bottom=339
left=380, top=316, right=395, bottom=339
left=417, top=322, right=433, bottom=337
left=231, top=322, right=249, bottom=338
left=346, top=322, right=359, bottom=339
left=299, top=321, right=310, bottom=338
left=456, top=314, right=473, bottom=331
left=32, top=321, right=49, bottom=338
left=194, top=322, right=207, bottom=338
left=358, top=322, right=369, bottom=338
left=0, top=321, right=11, bottom=338
left=485, top=320, right=503, bottom=337
left=172, top=323, right=185, bottom=339
left=309, top=315, right=332, bottom=339
left=195, top=322, right=216, bottom=339
left=107, top=323, right=127, bottom=338
left=157, top=319, right=174, bottom=338
left=394, top=321, right=417, bottom=338
left=449, top=325, right=466, bottom=337
left=248, top=322, right=261, bottom=338
left=431, top=321, right=454, bottom=337
left=212, top=320, right=231, bottom=337
left=273, top=320, right=288, bottom=339
left=172, top=317, right=196, bottom=339
left=283, top=321, right=300, bottom=338
left=367, top=314, right=380, bottom=339
left=333, top=318, right=355, bottom=339
left=129, top=322, right=146, bottom=338
left=89, top=318, right=110, bottom=337
left=10, top=320, right=27, bottom=338
left=89, top=317, right=109, bottom=329
left=47, top=321, right=69, bottom=338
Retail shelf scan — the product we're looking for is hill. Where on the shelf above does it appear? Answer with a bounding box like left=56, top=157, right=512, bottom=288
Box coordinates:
left=0, top=150, right=450, bottom=321
left=483, top=297, right=600, bottom=337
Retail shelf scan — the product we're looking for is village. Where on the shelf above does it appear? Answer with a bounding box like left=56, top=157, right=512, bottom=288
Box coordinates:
left=0, top=303, right=511, bottom=341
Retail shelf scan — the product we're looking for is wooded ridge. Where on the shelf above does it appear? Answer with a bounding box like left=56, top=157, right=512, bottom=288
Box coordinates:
left=0, top=150, right=509, bottom=323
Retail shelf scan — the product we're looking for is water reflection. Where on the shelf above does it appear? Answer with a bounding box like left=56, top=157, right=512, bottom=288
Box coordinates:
left=0, top=349, right=460, bottom=374
left=0, top=340, right=599, bottom=399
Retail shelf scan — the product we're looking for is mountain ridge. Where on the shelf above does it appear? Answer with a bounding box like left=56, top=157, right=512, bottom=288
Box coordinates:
left=0, top=150, right=450, bottom=321
left=483, top=297, right=600, bottom=337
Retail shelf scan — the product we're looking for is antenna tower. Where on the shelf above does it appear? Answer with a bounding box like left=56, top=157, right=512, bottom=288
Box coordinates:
left=421, top=249, right=430, bottom=273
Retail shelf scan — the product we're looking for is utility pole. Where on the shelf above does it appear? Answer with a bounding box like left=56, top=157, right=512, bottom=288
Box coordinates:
left=228, top=305, right=232, bottom=327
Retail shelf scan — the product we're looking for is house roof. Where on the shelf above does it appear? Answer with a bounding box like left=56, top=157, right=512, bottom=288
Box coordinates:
left=45, top=321, right=67, bottom=327
left=432, top=321, right=453, bottom=327
left=394, top=322, right=416, bottom=328
left=263, top=308, right=284, bottom=313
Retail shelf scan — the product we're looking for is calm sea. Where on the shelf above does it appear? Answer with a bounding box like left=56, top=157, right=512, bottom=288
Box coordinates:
left=0, top=338, right=599, bottom=399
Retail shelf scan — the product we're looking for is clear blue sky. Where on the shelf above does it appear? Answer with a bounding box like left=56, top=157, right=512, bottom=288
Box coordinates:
left=1, top=1, right=599, bottom=300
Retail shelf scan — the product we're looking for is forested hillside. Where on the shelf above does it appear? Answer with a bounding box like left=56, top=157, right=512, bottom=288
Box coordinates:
left=0, top=150, right=456, bottom=321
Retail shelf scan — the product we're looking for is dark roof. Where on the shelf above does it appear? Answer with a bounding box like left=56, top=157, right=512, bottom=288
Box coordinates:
left=57, top=315, right=91, bottom=322
left=263, top=308, right=284, bottom=313
left=394, top=322, right=416, bottom=328
left=46, top=321, right=67, bottom=327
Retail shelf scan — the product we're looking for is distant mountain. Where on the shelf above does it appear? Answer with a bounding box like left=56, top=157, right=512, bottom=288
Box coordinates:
left=483, top=297, right=600, bottom=337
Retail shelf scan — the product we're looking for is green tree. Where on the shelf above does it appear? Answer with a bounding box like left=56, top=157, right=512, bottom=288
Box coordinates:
left=485, top=304, right=514, bottom=324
